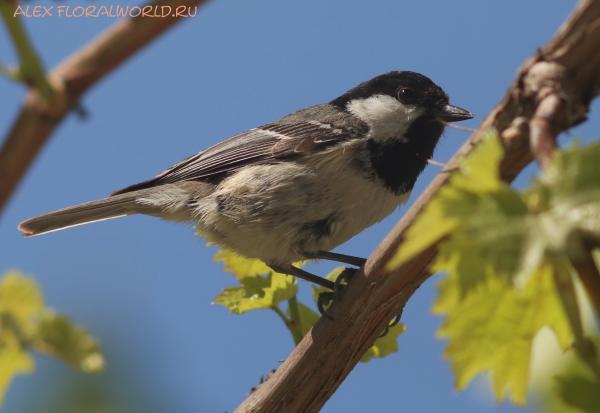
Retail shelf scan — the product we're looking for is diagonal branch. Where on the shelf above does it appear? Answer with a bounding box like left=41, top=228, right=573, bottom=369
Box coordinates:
left=0, top=0, right=210, bottom=216
left=235, top=1, right=600, bottom=411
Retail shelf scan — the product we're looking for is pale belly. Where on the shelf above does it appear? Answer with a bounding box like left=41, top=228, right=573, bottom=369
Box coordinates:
left=192, top=147, right=409, bottom=266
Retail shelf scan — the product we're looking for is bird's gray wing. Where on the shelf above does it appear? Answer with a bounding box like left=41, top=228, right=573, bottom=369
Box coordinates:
left=112, top=105, right=367, bottom=195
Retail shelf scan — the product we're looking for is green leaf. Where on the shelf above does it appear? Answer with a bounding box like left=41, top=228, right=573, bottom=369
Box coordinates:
left=360, top=322, right=406, bottom=363
left=555, top=374, right=600, bottom=412
left=0, top=333, right=34, bottom=406
left=214, top=249, right=272, bottom=279
left=213, top=271, right=297, bottom=314
left=433, top=263, right=572, bottom=405
left=0, top=270, right=44, bottom=335
left=33, top=311, right=104, bottom=373
left=518, top=142, right=600, bottom=282
left=388, top=132, right=528, bottom=292
left=0, top=270, right=104, bottom=407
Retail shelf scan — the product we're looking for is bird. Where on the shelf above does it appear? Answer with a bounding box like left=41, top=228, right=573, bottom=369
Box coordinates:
left=19, top=71, right=472, bottom=290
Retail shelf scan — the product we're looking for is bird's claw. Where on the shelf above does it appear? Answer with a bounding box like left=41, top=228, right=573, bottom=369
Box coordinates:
left=333, top=267, right=358, bottom=301
left=317, top=291, right=335, bottom=319
left=378, top=311, right=403, bottom=338
left=317, top=267, right=359, bottom=320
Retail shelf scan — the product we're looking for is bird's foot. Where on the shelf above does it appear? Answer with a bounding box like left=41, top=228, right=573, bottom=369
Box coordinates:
left=316, top=266, right=359, bottom=318
left=378, top=311, right=403, bottom=338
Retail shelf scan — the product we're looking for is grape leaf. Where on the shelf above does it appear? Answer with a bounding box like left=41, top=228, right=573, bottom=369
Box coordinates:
left=555, top=375, right=600, bottom=412
left=0, top=270, right=105, bottom=406
left=433, top=263, right=572, bottom=405
left=0, top=270, right=43, bottom=335
left=0, top=334, right=34, bottom=406
left=518, top=142, right=600, bottom=283
left=214, top=249, right=272, bottom=279
left=213, top=271, right=297, bottom=314
left=33, top=311, right=104, bottom=373
left=390, top=133, right=529, bottom=295
left=0, top=271, right=42, bottom=405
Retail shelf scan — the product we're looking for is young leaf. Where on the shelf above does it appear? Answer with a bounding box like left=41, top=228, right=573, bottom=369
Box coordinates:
left=214, top=249, right=272, bottom=279
left=519, top=142, right=600, bottom=282
left=33, top=311, right=104, bottom=373
left=0, top=270, right=44, bottom=335
left=388, top=132, right=523, bottom=278
left=0, top=270, right=105, bottom=407
left=0, top=334, right=34, bottom=406
left=213, top=271, right=297, bottom=314
left=555, top=374, right=600, bottom=412
left=433, top=263, right=572, bottom=405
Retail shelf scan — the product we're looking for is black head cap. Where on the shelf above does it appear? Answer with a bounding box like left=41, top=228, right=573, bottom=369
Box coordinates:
left=331, top=71, right=472, bottom=122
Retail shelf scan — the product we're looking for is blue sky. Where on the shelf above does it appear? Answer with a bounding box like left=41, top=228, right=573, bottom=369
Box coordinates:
left=1, top=1, right=597, bottom=412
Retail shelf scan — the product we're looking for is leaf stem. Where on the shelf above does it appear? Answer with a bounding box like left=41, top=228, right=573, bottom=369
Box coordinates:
left=570, top=247, right=600, bottom=321
left=286, top=296, right=303, bottom=346
left=553, top=259, right=600, bottom=381
left=271, top=305, right=290, bottom=325
left=271, top=300, right=303, bottom=346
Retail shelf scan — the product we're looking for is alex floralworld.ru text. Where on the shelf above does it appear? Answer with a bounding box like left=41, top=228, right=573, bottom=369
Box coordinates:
left=13, top=5, right=198, bottom=18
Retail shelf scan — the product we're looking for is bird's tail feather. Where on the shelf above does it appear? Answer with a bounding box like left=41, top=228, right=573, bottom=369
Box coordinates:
left=19, top=192, right=149, bottom=237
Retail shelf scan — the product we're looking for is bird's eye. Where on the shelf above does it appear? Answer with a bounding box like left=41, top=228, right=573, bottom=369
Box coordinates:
left=397, top=88, right=416, bottom=104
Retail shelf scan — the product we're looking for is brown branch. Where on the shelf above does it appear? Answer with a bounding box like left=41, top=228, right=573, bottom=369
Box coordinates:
left=529, top=94, right=564, bottom=169
left=235, top=1, right=600, bottom=411
left=0, top=0, right=210, bottom=216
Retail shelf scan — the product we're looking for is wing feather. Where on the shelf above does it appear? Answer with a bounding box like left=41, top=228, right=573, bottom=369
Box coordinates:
left=112, top=105, right=367, bottom=195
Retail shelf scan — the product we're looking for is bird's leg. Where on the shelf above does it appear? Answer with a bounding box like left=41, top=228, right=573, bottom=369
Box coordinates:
left=301, top=250, right=366, bottom=302
left=271, top=251, right=367, bottom=319
left=302, top=250, right=367, bottom=267
left=268, top=264, right=335, bottom=290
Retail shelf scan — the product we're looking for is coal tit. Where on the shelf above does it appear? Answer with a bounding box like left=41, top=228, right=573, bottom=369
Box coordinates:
left=19, top=71, right=472, bottom=289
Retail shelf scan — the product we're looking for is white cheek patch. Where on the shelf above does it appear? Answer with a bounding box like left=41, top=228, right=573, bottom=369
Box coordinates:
left=346, top=94, right=424, bottom=141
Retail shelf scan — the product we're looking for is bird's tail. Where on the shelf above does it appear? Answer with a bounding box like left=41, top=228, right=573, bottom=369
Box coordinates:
left=19, top=191, right=148, bottom=237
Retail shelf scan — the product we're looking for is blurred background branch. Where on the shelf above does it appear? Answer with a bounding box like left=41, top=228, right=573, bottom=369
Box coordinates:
left=0, top=0, right=210, bottom=217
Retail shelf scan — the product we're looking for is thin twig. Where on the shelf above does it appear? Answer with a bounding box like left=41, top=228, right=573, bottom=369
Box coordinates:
left=0, top=1, right=52, bottom=97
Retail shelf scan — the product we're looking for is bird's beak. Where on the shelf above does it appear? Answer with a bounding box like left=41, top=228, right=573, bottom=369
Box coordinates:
left=434, top=104, right=473, bottom=122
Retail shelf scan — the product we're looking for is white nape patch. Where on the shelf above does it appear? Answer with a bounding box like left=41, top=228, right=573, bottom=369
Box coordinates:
left=346, top=94, right=424, bottom=142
